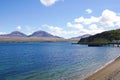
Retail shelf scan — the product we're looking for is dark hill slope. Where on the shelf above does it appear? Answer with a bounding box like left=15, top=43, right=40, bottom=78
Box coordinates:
left=70, top=34, right=91, bottom=39
left=78, top=29, right=120, bottom=44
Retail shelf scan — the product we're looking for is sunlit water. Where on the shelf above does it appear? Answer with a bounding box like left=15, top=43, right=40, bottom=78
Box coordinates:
left=0, top=42, right=120, bottom=80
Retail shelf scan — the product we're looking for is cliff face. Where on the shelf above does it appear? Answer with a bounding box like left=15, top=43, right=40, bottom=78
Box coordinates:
left=78, top=29, right=120, bottom=44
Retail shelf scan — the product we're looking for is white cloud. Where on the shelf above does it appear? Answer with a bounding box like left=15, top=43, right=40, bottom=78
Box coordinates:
left=89, top=24, right=105, bottom=34
left=16, top=26, right=22, bottom=31
left=67, top=22, right=83, bottom=30
left=42, top=24, right=85, bottom=38
left=0, top=32, right=6, bottom=35
left=24, top=26, right=42, bottom=35
left=74, top=16, right=99, bottom=25
left=66, top=9, right=120, bottom=36
left=99, top=9, right=120, bottom=27
left=18, top=9, right=119, bottom=38
left=67, top=9, right=120, bottom=36
left=13, top=9, right=119, bottom=38
left=86, top=9, right=92, bottom=14
left=67, top=22, right=105, bottom=35
left=25, top=26, right=33, bottom=35
left=42, top=24, right=67, bottom=36
left=25, top=26, right=32, bottom=31
left=74, top=9, right=120, bottom=27
left=40, top=0, right=59, bottom=7
left=42, top=24, right=105, bottom=38
left=116, top=22, right=120, bottom=27
left=89, top=24, right=99, bottom=30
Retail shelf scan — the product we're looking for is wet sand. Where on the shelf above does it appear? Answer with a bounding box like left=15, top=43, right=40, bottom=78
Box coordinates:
left=85, top=56, right=120, bottom=80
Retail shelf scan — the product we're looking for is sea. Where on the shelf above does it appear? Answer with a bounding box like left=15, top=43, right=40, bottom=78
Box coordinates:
left=0, top=42, right=120, bottom=80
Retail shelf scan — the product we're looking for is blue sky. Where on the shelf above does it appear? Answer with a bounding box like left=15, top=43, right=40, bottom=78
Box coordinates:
left=0, top=0, right=120, bottom=38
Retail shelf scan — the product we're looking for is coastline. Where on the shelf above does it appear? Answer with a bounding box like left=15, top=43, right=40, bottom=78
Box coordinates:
left=85, top=56, right=120, bottom=80
left=0, top=37, right=79, bottom=43
left=0, top=37, right=66, bottom=42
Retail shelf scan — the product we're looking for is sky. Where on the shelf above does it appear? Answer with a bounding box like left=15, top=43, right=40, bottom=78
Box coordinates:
left=0, top=0, right=120, bottom=38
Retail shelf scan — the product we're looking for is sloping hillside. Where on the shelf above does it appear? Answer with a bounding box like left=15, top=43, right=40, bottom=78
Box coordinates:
left=78, top=29, right=120, bottom=44
left=28, top=30, right=62, bottom=38
left=0, top=31, right=27, bottom=37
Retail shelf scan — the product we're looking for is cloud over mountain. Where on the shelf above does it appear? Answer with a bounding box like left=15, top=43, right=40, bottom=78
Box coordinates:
left=16, top=26, right=22, bottom=31
left=42, top=9, right=120, bottom=38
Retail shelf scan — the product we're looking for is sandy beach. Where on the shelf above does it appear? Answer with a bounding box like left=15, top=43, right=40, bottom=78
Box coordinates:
left=85, top=56, right=120, bottom=80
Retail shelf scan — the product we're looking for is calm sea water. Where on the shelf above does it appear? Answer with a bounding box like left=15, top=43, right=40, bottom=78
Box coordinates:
left=0, top=42, right=120, bottom=80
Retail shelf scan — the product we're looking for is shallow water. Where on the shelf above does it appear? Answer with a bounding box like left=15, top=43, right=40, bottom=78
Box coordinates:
left=0, top=42, right=120, bottom=80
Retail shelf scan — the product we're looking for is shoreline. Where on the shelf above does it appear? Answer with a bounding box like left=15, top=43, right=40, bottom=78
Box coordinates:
left=85, top=56, right=120, bottom=80
left=0, top=37, right=79, bottom=43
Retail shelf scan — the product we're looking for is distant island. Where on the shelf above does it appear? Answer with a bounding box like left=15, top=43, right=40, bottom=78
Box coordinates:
left=78, top=29, right=120, bottom=44
left=0, top=30, right=91, bottom=42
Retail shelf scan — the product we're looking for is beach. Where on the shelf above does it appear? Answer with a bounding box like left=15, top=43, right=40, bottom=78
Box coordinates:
left=85, top=56, right=120, bottom=80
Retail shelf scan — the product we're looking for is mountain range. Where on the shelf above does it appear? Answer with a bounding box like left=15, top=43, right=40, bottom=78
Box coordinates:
left=0, top=30, right=62, bottom=38
left=1, top=28, right=120, bottom=43
left=0, top=30, right=90, bottom=39
left=0, top=30, right=90, bottom=42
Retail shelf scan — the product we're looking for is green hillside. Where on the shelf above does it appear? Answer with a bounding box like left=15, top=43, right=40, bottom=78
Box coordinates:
left=78, top=29, right=120, bottom=44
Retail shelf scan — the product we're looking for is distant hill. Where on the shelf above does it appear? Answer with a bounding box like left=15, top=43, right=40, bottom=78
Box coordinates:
left=0, top=30, right=65, bottom=42
left=28, top=30, right=62, bottom=38
left=70, top=34, right=91, bottom=40
left=0, top=31, right=27, bottom=37
left=67, top=34, right=91, bottom=43
left=0, top=30, right=63, bottom=38
left=78, top=29, right=120, bottom=44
